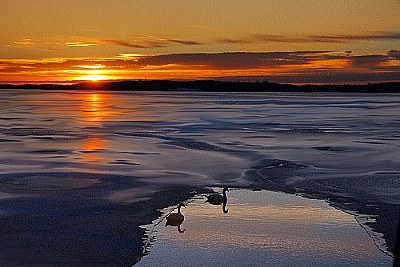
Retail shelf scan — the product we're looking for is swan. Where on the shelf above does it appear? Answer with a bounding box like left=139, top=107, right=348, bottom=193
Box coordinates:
left=206, top=187, right=229, bottom=213
left=166, top=203, right=185, bottom=233
left=206, top=187, right=229, bottom=205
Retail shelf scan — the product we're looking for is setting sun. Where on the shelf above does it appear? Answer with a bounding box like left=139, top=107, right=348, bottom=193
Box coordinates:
left=81, top=74, right=108, bottom=82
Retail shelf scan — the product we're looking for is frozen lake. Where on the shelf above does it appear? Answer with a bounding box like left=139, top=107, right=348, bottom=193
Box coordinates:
left=0, top=89, right=399, bottom=266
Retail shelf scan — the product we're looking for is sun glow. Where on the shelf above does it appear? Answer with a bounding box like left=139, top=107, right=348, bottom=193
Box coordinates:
left=81, top=74, right=108, bottom=82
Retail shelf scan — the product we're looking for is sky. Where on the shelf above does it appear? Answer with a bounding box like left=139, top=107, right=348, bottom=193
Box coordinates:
left=0, top=0, right=399, bottom=84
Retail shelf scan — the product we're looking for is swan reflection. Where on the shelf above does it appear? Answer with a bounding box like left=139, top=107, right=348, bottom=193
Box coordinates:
left=206, top=187, right=229, bottom=213
left=166, top=203, right=186, bottom=233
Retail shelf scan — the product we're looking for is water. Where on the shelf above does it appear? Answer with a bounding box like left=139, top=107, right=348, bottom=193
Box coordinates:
left=0, top=89, right=399, bottom=266
left=138, top=189, right=390, bottom=267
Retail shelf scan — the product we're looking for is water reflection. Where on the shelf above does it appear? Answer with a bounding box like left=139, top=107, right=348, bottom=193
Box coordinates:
left=138, top=189, right=392, bottom=267
left=206, top=187, right=229, bottom=213
left=78, top=92, right=110, bottom=163
left=166, top=203, right=186, bottom=233
left=80, top=136, right=107, bottom=162
left=81, top=92, right=109, bottom=124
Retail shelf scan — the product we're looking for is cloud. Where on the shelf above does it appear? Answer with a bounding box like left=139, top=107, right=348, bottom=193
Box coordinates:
left=101, top=40, right=150, bottom=49
left=388, top=50, right=400, bottom=60
left=217, top=38, right=250, bottom=44
left=0, top=51, right=395, bottom=72
left=65, top=42, right=99, bottom=47
left=7, top=35, right=204, bottom=51
left=164, top=39, right=204, bottom=46
left=218, top=31, right=400, bottom=45
left=101, top=37, right=204, bottom=49
left=327, top=50, right=400, bottom=68
left=136, top=51, right=333, bottom=69
left=0, top=50, right=398, bottom=83
left=348, top=55, right=389, bottom=66
left=14, top=39, right=34, bottom=46
left=253, top=34, right=343, bottom=43
left=217, top=35, right=316, bottom=44
left=308, top=32, right=400, bottom=42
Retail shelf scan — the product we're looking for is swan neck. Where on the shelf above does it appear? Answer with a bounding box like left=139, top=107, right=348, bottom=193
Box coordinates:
left=222, top=200, right=228, bottom=213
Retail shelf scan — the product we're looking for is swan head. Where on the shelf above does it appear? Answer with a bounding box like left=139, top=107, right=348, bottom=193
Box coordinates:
left=223, top=187, right=229, bottom=192
left=177, top=203, right=186, bottom=213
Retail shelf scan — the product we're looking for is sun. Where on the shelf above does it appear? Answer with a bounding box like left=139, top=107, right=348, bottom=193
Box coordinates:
left=82, top=75, right=107, bottom=82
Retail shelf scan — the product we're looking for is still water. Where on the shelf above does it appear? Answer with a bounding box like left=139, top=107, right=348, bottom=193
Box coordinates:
left=138, top=189, right=391, bottom=267
left=0, top=89, right=399, bottom=266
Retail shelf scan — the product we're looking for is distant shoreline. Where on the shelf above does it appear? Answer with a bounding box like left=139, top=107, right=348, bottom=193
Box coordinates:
left=0, top=80, right=399, bottom=93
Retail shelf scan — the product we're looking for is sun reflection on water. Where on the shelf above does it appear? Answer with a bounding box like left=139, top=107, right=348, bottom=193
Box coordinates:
left=78, top=92, right=110, bottom=163
left=83, top=93, right=108, bottom=123
left=80, top=137, right=106, bottom=162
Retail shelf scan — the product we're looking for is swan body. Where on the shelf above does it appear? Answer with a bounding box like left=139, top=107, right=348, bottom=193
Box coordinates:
left=206, top=187, right=229, bottom=205
left=166, top=203, right=185, bottom=232
left=206, top=188, right=229, bottom=213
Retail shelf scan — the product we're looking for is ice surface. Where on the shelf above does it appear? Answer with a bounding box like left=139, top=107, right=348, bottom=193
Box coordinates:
left=0, top=89, right=399, bottom=265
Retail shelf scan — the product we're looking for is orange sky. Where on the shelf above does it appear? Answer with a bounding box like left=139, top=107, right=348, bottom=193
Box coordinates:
left=1, top=1, right=399, bottom=84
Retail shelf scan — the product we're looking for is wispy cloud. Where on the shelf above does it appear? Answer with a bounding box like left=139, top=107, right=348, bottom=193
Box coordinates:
left=101, top=37, right=204, bottom=48
left=65, top=42, right=99, bottom=47
left=218, top=31, right=400, bottom=44
left=9, top=31, right=397, bottom=53
left=6, top=35, right=204, bottom=51
left=308, top=32, right=400, bottom=42
left=101, top=39, right=150, bottom=49
left=164, top=39, right=204, bottom=46
left=14, top=39, right=34, bottom=46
